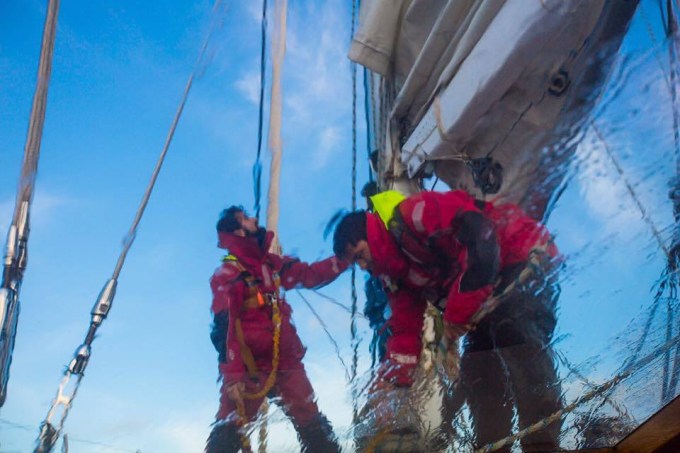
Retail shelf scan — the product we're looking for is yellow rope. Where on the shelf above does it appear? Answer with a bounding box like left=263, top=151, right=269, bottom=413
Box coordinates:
left=363, top=429, right=389, bottom=453
left=258, top=400, right=269, bottom=453
left=243, top=300, right=282, bottom=400
left=234, top=300, right=282, bottom=451
left=235, top=400, right=253, bottom=453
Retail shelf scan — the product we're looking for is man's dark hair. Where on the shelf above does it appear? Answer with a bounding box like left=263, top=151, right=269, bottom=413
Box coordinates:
left=361, top=181, right=379, bottom=211
left=217, top=205, right=245, bottom=233
left=333, top=211, right=368, bottom=256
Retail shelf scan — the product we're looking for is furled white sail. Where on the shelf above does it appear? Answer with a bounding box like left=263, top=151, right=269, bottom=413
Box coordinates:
left=351, top=0, right=637, bottom=218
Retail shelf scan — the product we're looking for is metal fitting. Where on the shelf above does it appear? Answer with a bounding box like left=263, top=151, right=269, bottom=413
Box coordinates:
left=16, top=202, right=29, bottom=241
left=91, top=279, right=117, bottom=325
left=0, top=288, right=10, bottom=330
left=548, top=69, right=571, bottom=97
left=68, top=344, right=91, bottom=375
left=3, top=225, right=17, bottom=269
left=35, top=421, right=58, bottom=453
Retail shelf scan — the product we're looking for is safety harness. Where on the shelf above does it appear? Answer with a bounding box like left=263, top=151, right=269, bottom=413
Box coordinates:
left=222, top=255, right=282, bottom=398
left=369, top=191, right=554, bottom=319
left=370, top=191, right=454, bottom=288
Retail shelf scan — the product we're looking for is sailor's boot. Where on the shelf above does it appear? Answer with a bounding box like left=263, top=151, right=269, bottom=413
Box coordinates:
left=205, top=421, right=242, bottom=453
left=296, top=414, right=342, bottom=453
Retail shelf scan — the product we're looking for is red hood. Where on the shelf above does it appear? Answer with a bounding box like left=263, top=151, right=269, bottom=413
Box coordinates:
left=217, top=229, right=275, bottom=268
left=366, top=212, right=408, bottom=280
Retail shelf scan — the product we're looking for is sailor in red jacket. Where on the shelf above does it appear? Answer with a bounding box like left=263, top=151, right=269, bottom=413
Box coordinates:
left=206, top=206, right=347, bottom=453
left=333, top=190, right=562, bottom=451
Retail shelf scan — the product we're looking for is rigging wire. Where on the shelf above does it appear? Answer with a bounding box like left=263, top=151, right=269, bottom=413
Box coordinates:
left=296, top=290, right=351, bottom=382
left=663, top=0, right=680, bottom=400
left=591, top=120, right=680, bottom=403
left=34, top=2, right=226, bottom=451
left=312, top=289, right=366, bottom=318
left=555, top=353, right=631, bottom=420
left=363, top=67, right=374, bottom=181
left=590, top=123, right=672, bottom=259
left=253, top=0, right=268, bottom=221
left=1, top=418, right=140, bottom=453
left=0, top=0, right=60, bottom=407
left=639, top=2, right=674, bottom=93
left=666, top=0, right=680, bottom=224
left=611, top=0, right=680, bottom=404
left=349, top=0, right=361, bottom=427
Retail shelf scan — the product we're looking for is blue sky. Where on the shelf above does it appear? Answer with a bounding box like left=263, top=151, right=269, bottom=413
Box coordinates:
left=1, top=1, right=678, bottom=452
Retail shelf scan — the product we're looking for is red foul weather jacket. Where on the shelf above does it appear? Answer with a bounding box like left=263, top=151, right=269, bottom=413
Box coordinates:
left=367, top=190, right=558, bottom=325
left=211, top=230, right=347, bottom=385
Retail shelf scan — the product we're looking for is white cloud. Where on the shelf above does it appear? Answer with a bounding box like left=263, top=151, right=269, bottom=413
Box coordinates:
left=0, top=192, right=69, bottom=232
left=31, top=192, right=70, bottom=227
left=243, top=1, right=264, bottom=24
left=153, top=417, right=212, bottom=452
left=574, top=122, right=672, bottom=245
left=575, top=133, right=641, bottom=240
left=0, top=197, right=13, bottom=232
left=235, top=70, right=260, bottom=105
left=312, top=126, right=342, bottom=169
left=283, top=0, right=352, bottom=127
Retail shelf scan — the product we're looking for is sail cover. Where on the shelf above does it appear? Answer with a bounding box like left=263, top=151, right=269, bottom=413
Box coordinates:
left=350, top=0, right=636, bottom=216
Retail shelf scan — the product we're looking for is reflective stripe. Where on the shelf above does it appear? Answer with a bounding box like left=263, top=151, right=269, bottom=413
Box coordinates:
left=411, top=200, right=425, bottom=233
left=407, top=268, right=429, bottom=286
left=390, top=352, right=418, bottom=365
left=261, top=265, right=272, bottom=286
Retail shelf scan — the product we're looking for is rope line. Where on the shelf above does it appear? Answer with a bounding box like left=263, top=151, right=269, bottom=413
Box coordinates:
left=1, top=418, right=139, bottom=452
left=296, top=290, right=351, bottom=382
left=639, top=2, right=674, bottom=93
left=662, top=0, right=680, bottom=402
left=0, top=0, right=60, bottom=407
left=242, top=301, right=282, bottom=400
left=257, top=400, right=269, bottom=453
left=34, top=2, right=226, bottom=451
left=311, top=289, right=367, bottom=318
left=591, top=123, right=672, bottom=260
left=666, top=0, right=680, bottom=220
left=349, top=0, right=360, bottom=427
left=556, top=352, right=630, bottom=420
left=363, top=67, right=374, bottom=181
left=663, top=299, right=675, bottom=400
left=476, top=335, right=680, bottom=453
left=253, top=0, right=268, bottom=221
left=592, top=115, right=680, bottom=401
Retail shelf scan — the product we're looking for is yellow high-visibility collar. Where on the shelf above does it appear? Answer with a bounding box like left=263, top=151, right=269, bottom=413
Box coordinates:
left=370, top=190, right=406, bottom=228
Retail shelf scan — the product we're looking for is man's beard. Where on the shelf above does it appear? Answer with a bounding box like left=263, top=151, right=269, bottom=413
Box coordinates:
left=247, top=226, right=267, bottom=247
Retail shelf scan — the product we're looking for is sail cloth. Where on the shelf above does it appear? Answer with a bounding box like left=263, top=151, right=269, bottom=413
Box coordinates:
left=350, top=0, right=637, bottom=216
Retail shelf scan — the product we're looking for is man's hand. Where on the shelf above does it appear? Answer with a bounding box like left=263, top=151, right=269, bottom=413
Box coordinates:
left=444, top=320, right=470, bottom=340
left=226, top=382, right=245, bottom=407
